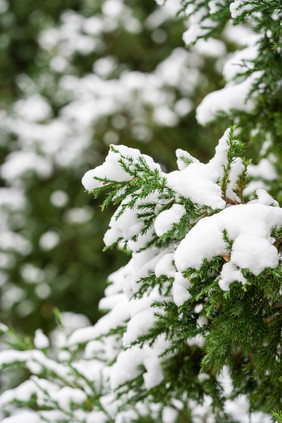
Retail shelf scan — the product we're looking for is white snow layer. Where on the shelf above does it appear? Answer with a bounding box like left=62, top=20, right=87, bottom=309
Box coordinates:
left=82, top=128, right=237, bottom=210
left=196, top=33, right=261, bottom=125
left=175, top=204, right=281, bottom=290
left=196, top=73, right=258, bottom=125
left=82, top=144, right=161, bottom=191
left=166, top=128, right=232, bottom=209
left=34, top=329, right=49, bottom=349
left=154, top=204, right=186, bottom=236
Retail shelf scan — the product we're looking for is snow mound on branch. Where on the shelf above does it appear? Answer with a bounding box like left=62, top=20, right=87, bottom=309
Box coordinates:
left=165, top=128, right=232, bottom=209
left=82, top=145, right=162, bottom=191
left=154, top=204, right=186, bottom=236
left=196, top=73, right=259, bottom=125
left=1, top=411, right=41, bottom=423
left=111, top=334, right=171, bottom=390
left=195, top=31, right=260, bottom=125
left=175, top=203, right=282, bottom=291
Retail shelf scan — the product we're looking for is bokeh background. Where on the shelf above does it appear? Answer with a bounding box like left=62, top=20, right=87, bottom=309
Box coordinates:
left=0, top=0, right=227, bottom=337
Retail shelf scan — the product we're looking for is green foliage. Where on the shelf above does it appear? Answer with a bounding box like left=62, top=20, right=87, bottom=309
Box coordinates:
left=84, top=131, right=282, bottom=415
left=273, top=410, right=282, bottom=423
left=0, top=0, right=281, bottom=422
left=0, top=0, right=225, bottom=336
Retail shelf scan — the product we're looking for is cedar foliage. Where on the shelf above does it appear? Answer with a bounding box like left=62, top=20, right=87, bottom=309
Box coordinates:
left=0, top=0, right=281, bottom=422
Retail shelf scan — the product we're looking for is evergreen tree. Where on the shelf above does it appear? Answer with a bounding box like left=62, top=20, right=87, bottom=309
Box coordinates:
left=0, top=0, right=281, bottom=422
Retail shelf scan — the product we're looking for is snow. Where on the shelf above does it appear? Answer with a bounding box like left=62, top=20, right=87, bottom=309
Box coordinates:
left=176, top=148, right=199, bottom=170
left=162, top=407, right=179, bottom=423
left=166, top=163, right=225, bottom=208
left=81, top=128, right=281, bottom=300
left=0, top=380, right=37, bottom=408
left=68, top=298, right=131, bottom=345
left=65, top=207, right=93, bottom=224
left=154, top=204, right=186, bottom=236
left=0, top=349, right=71, bottom=380
left=39, top=231, right=59, bottom=250
left=224, top=24, right=258, bottom=46
left=192, top=38, right=227, bottom=58
left=50, top=190, right=69, bottom=207
left=155, top=253, right=175, bottom=278
left=226, top=157, right=245, bottom=202
left=0, top=1, right=280, bottom=419
left=1, top=411, right=41, bottom=423
left=248, top=189, right=278, bottom=207
left=166, top=128, right=234, bottom=209
left=172, top=272, right=191, bottom=306
left=248, top=158, right=278, bottom=181
left=223, top=45, right=259, bottom=82
left=0, top=232, right=31, bottom=255
left=218, top=261, right=247, bottom=291
left=0, top=323, right=8, bottom=333
left=111, top=334, right=170, bottom=390
left=225, top=395, right=272, bottom=423
left=182, top=8, right=212, bottom=46
left=174, top=98, right=193, bottom=117
left=34, top=329, right=49, bottom=349
left=196, top=73, right=258, bottom=125
left=1, top=151, right=52, bottom=182
left=82, top=145, right=161, bottom=191
left=55, top=386, right=87, bottom=410
left=0, top=188, right=26, bottom=210
left=104, top=203, right=142, bottom=247
left=59, top=312, right=91, bottom=332
left=196, top=31, right=261, bottom=125
left=187, top=334, right=205, bottom=348
left=175, top=204, right=282, bottom=290
left=230, top=0, right=253, bottom=19
left=14, top=95, right=52, bottom=122
left=85, top=411, right=107, bottom=423
left=122, top=308, right=157, bottom=346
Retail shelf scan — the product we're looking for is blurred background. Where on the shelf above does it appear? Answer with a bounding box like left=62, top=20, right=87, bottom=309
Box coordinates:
left=0, top=0, right=228, bottom=336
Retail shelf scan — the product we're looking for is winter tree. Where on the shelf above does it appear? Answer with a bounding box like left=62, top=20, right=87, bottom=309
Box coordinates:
left=0, top=0, right=281, bottom=422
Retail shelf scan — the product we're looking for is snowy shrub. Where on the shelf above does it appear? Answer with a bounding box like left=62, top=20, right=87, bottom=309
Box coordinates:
left=0, top=127, right=281, bottom=422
